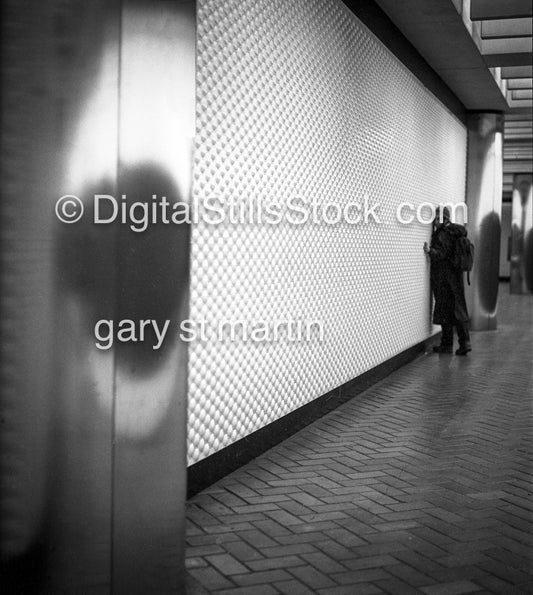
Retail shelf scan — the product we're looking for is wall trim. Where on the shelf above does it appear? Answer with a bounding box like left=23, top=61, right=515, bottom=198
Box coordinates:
left=187, top=333, right=441, bottom=498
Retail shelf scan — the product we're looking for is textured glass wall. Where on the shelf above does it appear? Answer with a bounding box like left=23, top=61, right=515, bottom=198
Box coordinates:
left=188, top=0, right=467, bottom=464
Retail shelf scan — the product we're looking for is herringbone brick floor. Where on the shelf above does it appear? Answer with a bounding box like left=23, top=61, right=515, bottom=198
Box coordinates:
left=186, top=286, right=533, bottom=594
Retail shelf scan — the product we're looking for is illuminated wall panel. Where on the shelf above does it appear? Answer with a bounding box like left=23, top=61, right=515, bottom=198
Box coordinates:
left=188, top=0, right=467, bottom=464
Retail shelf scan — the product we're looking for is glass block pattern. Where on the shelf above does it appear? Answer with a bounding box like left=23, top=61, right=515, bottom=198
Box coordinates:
left=188, top=0, right=467, bottom=464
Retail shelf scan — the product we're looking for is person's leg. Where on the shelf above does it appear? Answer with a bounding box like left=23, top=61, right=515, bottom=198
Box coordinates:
left=455, top=321, right=471, bottom=355
left=434, top=324, right=453, bottom=353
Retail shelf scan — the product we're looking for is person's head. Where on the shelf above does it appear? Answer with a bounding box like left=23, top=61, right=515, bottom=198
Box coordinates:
left=435, top=206, right=450, bottom=225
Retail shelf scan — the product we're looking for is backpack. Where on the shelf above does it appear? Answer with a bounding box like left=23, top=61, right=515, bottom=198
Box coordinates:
left=452, top=233, right=474, bottom=285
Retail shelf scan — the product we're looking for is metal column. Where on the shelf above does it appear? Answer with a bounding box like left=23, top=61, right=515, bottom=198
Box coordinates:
left=0, top=1, right=194, bottom=592
left=112, top=1, right=195, bottom=593
left=510, top=174, right=533, bottom=294
left=465, top=112, right=504, bottom=330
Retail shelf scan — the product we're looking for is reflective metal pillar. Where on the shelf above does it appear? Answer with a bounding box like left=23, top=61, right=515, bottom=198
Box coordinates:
left=510, top=174, right=533, bottom=294
left=499, top=202, right=512, bottom=279
left=1, top=4, right=120, bottom=591
left=465, top=112, right=504, bottom=330
left=112, top=1, right=195, bottom=593
left=1, top=1, right=194, bottom=592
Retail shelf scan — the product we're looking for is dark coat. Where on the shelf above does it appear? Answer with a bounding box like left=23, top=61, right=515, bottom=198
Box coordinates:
left=429, top=222, right=469, bottom=324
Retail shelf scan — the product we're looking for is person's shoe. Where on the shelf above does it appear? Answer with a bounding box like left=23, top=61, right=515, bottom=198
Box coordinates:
left=433, top=345, right=453, bottom=354
left=455, top=344, right=472, bottom=356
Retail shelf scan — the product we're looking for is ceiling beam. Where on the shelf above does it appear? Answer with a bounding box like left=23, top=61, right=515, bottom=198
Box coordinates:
left=501, top=65, right=533, bottom=78
left=505, top=127, right=533, bottom=133
left=507, top=78, right=532, bottom=89
left=506, top=113, right=533, bottom=120
left=503, top=160, right=533, bottom=173
left=482, top=37, right=532, bottom=54
left=372, top=0, right=532, bottom=115
left=471, top=0, right=533, bottom=21
left=507, top=96, right=533, bottom=109
left=481, top=37, right=532, bottom=67
left=483, top=53, right=532, bottom=68
left=505, top=122, right=533, bottom=130
left=372, top=0, right=508, bottom=111
left=481, top=18, right=532, bottom=39
left=512, top=89, right=533, bottom=100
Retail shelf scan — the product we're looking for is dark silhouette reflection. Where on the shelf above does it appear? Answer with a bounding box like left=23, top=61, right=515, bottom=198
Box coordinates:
left=56, top=163, right=189, bottom=374
left=477, top=211, right=500, bottom=314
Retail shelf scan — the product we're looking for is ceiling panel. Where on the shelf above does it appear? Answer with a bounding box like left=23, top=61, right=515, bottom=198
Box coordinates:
left=507, top=101, right=533, bottom=111
left=507, top=78, right=532, bottom=89
left=501, top=65, right=533, bottom=78
left=481, top=35, right=532, bottom=67
left=503, top=160, right=533, bottom=172
left=512, top=89, right=533, bottom=100
left=481, top=36, right=532, bottom=55
left=481, top=18, right=533, bottom=39
left=470, top=0, right=533, bottom=21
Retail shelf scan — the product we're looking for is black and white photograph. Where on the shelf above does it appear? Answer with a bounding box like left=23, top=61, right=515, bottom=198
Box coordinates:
left=1, top=0, right=532, bottom=593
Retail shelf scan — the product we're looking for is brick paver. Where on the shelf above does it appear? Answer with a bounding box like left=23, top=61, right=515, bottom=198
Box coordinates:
left=186, top=287, right=533, bottom=594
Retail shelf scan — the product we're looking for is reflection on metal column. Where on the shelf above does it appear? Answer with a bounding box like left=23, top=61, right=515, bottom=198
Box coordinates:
left=112, top=1, right=195, bottom=593
left=0, top=1, right=194, bottom=592
left=465, top=112, right=504, bottom=330
left=510, top=174, right=533, bottom=293
left=1, top=2, right=121, bottom=591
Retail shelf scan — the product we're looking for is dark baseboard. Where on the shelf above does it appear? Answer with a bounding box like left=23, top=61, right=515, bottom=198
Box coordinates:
left=187, top=332, right=441, bottom=498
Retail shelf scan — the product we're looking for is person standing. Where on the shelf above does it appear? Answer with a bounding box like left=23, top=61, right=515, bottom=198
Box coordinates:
left=423, top=207, right=471, bottom=355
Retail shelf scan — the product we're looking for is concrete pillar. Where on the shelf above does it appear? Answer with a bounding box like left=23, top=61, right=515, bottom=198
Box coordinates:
left=465, top=112, right=504, bottom=330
